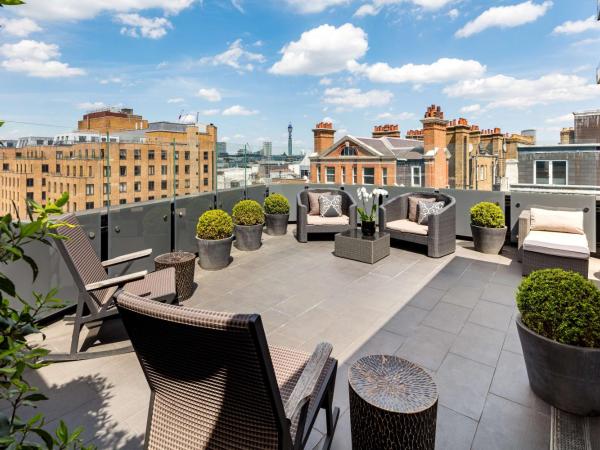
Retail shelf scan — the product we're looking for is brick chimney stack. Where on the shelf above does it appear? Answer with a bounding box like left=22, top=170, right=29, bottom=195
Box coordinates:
left=372, top=124, right=401, bottom=138
left=421, top=105, right=449, bottom=189
left=313, top=122, right=335, bottom=154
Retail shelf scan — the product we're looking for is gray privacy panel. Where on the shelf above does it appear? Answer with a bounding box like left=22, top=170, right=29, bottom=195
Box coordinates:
left=216, top=188, right=245, bottom=214
left=174, top=192, right=215, bottom=253
left=440, top=189, right=505, bottom=237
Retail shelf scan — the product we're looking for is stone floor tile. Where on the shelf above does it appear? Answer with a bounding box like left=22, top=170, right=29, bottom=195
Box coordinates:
left=481, top=282, right=518, bottom=307
left=383, top=305, right=428, bottom=337
left=441, top=284, right=485, bottom=309
left=435, top=405, right=477, bottom=450
left=395, top=325, right=456, bottom=371
left=468, top=300, right=514, bottom=332
left=450, top=322, right=505, bottom=368
left=408, top=286, right=446, bottom=311
left=423, top=302, right=471, bottom=335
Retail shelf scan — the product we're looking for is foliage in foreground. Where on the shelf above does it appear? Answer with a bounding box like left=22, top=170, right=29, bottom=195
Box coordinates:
left=232, top=200, right=264, bottom=226
left=196, top=209, right=234, bottom=240
left=263, top=194, right=289, bottom=215
left=470, top=202, right=505, bottom=229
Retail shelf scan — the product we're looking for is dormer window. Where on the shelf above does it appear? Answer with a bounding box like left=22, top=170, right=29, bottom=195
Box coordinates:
left=341, top=142, right=358, bottom=156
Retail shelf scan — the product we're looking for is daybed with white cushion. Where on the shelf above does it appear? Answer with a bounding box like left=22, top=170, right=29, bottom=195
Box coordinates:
left=379, top=192, right=456, bottom=258
left=518, top=207, right=590, bottom=277
left=296, top=188, right=357, bottom=242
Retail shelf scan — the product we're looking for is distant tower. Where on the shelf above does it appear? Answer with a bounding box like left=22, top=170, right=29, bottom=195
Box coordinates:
left=288, top=122, right=293, bottom=156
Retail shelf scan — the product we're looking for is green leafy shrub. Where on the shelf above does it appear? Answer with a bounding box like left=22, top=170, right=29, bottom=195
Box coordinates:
left=517, top=269, right=600, bottom=348
left=196, top=210, right=233, bottom=240
left=470, top=202, right=505, bottom=228
left=232, top=200, right=264, bottom=226
left=264, top=194, right=290, bottom=215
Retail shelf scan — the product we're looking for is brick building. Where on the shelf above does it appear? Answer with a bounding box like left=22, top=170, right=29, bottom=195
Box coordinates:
left=0, top=107, right=217, bottom=215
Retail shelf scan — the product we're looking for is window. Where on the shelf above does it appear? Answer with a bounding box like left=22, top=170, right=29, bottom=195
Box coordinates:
left=203, top=152, right=209, bottom=160
left=478, top=166, right=487, bottom=181
left=134, top=149, right=141, bottom=160
left=103, top=166, right=111, bottom=177
left=148, top=165, right=155, bottom=176
left=2, top=163, right=8, bottom=171
left=42, top=178, right=46, bottom=187
left=134, top=197, right=141, bottom=203
left=161, top=180, right=168, bottom=190
left=185, top=179, right=190, bottom=188
left=185, top=151, right=190, bottom=160
left=534, top=160, right=567, bottom=185
left=134, top=166, right=141, bottom=176
left=134, top=181, right=141, bottom=192
left=119, top=199, right=126, bottom=205
left=316, top=166, right=321, bottom=183
left=148, top=181, right=155, bottom=191
left=326, top=167, right=335, bottom=183
left=119, top=149, right=126, bottom=160
left=341, top=146, right=358, bottom=156
left=103, top=183, right=111, bottom=194
left=161, top=165, right=168, bottom=175
left=363, top=167, right=375, bottom=185
left=148, top=196, right=155, bottom=201
left=184, top=165, right=190, bottom=175
left=341, top=167, right=346, bottom=184
left=161, top=150, right=167, bottom=160
left=85, top=184, right=94, bottom=196
left=411, top=166, right=421, bottom=187
left=26, top=192, right=33, bottom=200
left=352, top=167, right=357, bottom=184
left=119, top=182, right=127, bottom=193
left=55, top=164, right=61, bottom=174
left=41, top=164, right=48, bottom=173
left=175, top=165, right=179, bottom=175
left=148, top=150, right=155, bottom=160
left=120, top=166, right=127, bottom=176
left=26, top=178, right=34, bottom=187
left=382, top=167, right=388, bottom=185
left=203, top=164, right=209, bottom=173
left=203, top=178, right=209, bottom=186
left=56, top=151, right=63, bottom=159
left=85, top=201, right=94, bottom=210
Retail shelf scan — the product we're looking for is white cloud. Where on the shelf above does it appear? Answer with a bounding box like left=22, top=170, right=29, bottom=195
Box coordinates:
left=221, top=136, right=231, bottom=142
left=573, top=37, right=600, bottom=46
left=197, top=88, right=222, bottom=102
left=230, top=0, right=244, bottom=13
left=200, top=39, right=265, bottom=72
left=323, top=87, right=393, bottom=110
left=444, top=73, right=600, bottom=109
left=349, top=57, right=486, bottom=84
left=447, top=8, right=459, bottom=20
left=0, top=18, right=41, bottom=37
left=553, top=16, right=600, bottom=35
left=270, top=24, right=368, bottom=76
left=319, top=77, right=333, bottom=85
left=456, top=1, right=552, bottom=38
left=375, top=111, right=415, bottom=120
left=201, top=109, right=221, bottom=115
left=0, top=40, right=85, bottom=78
left=116, top=14, right=172, bottom=39
left=284, top=0, right=349, bottom=14
left=222, top=105, right=259, bottom=116
left=354, top=0, right=455, bottom=17
left=322, top=116, right=335, bottom=123
left=167, top=97, right=184, bottom=103
left=459, top=104, right=481, bottom=114
left=17, top=0, right=195, bottom=21
left=354, top=4, right=379, bottom=17
left=545, top=114, right=573, bottom=124
left=77, top=101, right=106, bottom=110
left=99, top=76, right=123, bottom=84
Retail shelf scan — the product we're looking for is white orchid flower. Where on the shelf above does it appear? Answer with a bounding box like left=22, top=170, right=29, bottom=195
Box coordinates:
left=381, top=189, right=389, bottom=196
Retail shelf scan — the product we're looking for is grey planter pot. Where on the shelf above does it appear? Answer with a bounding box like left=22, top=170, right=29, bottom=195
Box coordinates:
left=516, top=316, right=600, bottom=416
left=235, top=223, right=263, bottom=251
left=471, top=224, right=507, bottom=254
left=265, top=213, right=289, bottom=236
left=196, top=235, right=233, bottom=270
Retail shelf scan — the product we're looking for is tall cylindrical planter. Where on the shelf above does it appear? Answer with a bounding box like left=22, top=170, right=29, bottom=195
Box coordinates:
left=196, top=236, right=233, bottom=270
left=516, top=316, right=600, bottom=416
left=471, top=225, right=507, bottom=254
left=265, top=213, right=289, bottom=236
left=235, top=224, right=263, bottom=251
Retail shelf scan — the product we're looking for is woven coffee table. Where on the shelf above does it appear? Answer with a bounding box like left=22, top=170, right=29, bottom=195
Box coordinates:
left=334, top=229, right=390, bottom=264
left=349, top=355, right=438, bottom=450
left=154, top=252, right=196, bottom=300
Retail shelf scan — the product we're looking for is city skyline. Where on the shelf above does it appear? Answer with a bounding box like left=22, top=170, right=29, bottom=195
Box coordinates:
left=1, top=1, right=599, bottom=149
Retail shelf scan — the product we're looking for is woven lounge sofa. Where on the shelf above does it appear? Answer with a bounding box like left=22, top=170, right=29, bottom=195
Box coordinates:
left=296, top=188, right=357, bottom=242
left=518, top=207, right=590, bottom=277
left=379, top=192, right=456, bottom=258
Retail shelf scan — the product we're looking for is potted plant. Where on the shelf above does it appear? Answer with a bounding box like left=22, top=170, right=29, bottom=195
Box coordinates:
left=357, top=187, right=388, bottom=236
left=196, top=209, right=234, bottom=270
left=232, top=199, right=265, bottom=251
left=264, top=193, right=290, bottom=236
left=469, top=202, right=506, bottom=254
left=516, top=269, right=600, bottom=416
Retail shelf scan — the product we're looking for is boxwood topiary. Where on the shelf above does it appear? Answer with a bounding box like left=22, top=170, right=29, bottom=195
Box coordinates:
left=232, top=199, right=265, bottom=226
left=470, top=202, right=505, bottom=228
left=264, top=193, right=290, bottom=215
left=516, top=269, right=600, bottom=348
left=196, top=209, right=234, bottom=240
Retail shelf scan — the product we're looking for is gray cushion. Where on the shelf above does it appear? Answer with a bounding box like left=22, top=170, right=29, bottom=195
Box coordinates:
left=418, top=201, right=444, bottom=225
left=409, top=196, right=435, bottom=222
left=308, top=191, right=330, bottom=215
left=319, top=194, right=342, bottom=217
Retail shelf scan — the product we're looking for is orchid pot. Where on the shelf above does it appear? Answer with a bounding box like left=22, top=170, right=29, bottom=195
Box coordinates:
left=357, top=187, right=388, bottom=236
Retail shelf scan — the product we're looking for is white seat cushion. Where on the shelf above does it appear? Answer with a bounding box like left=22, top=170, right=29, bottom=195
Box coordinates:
left=523, top=230, right=590, bottom=259
left=307, top=214, right=349, bottom=226
left=386, top=219, right=428, bottom=236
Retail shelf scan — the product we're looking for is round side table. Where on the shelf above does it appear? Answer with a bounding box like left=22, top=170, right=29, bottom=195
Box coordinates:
left=348, top=355, right=438, bottom=450
left=154, top=252, right=196, bottom=300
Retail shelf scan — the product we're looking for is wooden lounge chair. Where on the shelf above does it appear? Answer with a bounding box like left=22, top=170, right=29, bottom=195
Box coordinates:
left=114, top=289, right=340, bottom=450
left=51, top=213, right=176, bottom=361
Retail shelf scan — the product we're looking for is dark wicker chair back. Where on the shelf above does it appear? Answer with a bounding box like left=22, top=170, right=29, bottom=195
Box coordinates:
left=115, top=291, right=290, bottom=450
left=298, top=188, right=352, bottom=214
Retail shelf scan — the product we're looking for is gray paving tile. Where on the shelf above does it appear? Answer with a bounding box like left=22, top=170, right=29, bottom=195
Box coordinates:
left=472, top=394, right=550, bottom=450
left=408, top=286, right=446, bottom=311
left=427, top=272, right=458, bottom=290
left=468, top=300, right=513, bottom=332
left=395, top=325, right=456, bottom=371
left=503, top=332, right=523, bottom=355
left=491, top=267, right=523, bottom=287
left=450, top=322, right=505, bottom=367
left=441, top=284, right=485, bottom=309
left=436, top=353, right=495, bottom=421
left=423, top=302, right=471, bottom=335
left=435, top=405, right=477, bottom=450
left=347, top=330, right=405, bottom=365
left=383, top=305, right=428, bottom=337
left=481, top=282, right=517, bottom=307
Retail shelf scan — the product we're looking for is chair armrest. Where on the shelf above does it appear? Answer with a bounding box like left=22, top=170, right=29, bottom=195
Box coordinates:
left=381, top=195, right=405, bottom=222
left=284, top=342, right=333, bottom=426
left=378, top=205, right=386, bottom=232
left=349, top=204, right=357, bottom=228
left=101, top=249, right=152, bottom=267
left=85, top=270, right=148, bottom=291
left=518, top=210, right=531, bottom=260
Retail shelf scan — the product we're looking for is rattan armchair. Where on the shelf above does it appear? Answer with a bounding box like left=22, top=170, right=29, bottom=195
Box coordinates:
left=296, top=188, right=357, bottom=242
left=379, top=192, right=456, bottom=258
left=114, top=290, right=340, bottom=450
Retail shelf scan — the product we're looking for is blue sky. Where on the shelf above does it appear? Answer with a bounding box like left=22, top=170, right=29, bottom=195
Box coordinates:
left=1, top=0, right=599, bottom=152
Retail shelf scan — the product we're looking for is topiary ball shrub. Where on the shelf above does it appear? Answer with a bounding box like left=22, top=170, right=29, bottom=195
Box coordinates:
left=264, top=193, right=290, bottom=215
left=470, top=202, right=505, bottom=228
left=232, top=200, right=265, bottom=226
left=517, top=269, right=600, bottom=348
left=196, top=209, right=234, bottom=240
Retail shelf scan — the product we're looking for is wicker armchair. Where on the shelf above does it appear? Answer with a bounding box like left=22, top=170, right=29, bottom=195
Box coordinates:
left=296, top=188, right=357, bottom=242
left=379, top=192, right=456, bottom=258
left=518, top=208, right=590, bottom=277
left=115, top=290, right=340, bottom=450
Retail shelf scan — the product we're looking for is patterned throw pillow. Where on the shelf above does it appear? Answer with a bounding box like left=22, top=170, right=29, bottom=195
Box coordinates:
left=308, top=191, right=330, bottom=215
left=417, top=201, right=445, bottom=225
left=408, top=196, right=435, bottom=222
left=319, top=194, right=343, bottom=217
